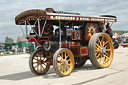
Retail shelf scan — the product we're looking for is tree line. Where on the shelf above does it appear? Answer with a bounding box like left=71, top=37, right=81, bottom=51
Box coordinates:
left=5, top=37, right=14, bottom=44
left=112, top=30, right=128, bottom=35
left=0, top=36, right=14, bottom=45
left=0, top=37, right=14, bottom=47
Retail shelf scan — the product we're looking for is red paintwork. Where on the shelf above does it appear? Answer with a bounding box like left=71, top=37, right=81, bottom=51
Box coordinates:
left=28, top=37, right=37, bottom=42
left=121, top=43, right=128, bottom=47
left=80, top=48, right=87, bottom=56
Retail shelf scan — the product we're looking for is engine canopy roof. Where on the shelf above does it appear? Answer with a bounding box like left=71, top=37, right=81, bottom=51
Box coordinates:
left=15, top=8, right=117, bottom=25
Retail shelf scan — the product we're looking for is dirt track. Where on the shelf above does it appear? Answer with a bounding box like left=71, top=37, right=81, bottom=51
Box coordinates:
left=0, top=46, right=128, bottom=85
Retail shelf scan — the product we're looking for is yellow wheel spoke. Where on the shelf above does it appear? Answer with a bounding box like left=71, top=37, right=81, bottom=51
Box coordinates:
left=96, top=43, right=101, bottom=48
left=68, top=59, right=70, bottom=62
left=43, top=63, right=47, bottom=66
left=104, top=54, right=110, bottom=63
left=60, top=66, right=64, bottom=72
left=101, top=36, right=104, bottom=45
left=33, top=57, right=37, bottom=60
left=66, top=64, right=69, bottom=69
left=99, top=57, right=102, bottom=64
left=37, top=65, right=39, bottom=71
left=105, top=52, right=108, bottom=56
left=95, top=46, right=98, bottom=50
left=103, top=41, right=109, bottom=46
left=104, top=45, right=107, bottom=49
left=65, top=55, right=69, bottom=59
left=42, top=61, right=50, bottom=64
left=37, top=56, right=38, bottom=60
left=65, top=53, right=67, bottom=59
left=58, top=66, right=61, bottom=71
left=95, top=52, right=98, bottom=56
left=106, top=49, right=111, bottom=51
left=96, top=54, right=100, bottom=59
left=41, top=65, right=45, bottom=69
left=33, top=62, right=37, bottom=64
left=95, top=49, right=100, bottom=52
left=60, top=53, right=64, bottom=59
left=103, top=54, right=110, bottom=60
left=101, top=57, right=104, bottom=64
left=62, top=67, right=66, bottom=73
left=41, top=58, right=45, bottom=61
left=99, top=55, right=103, bottom=64
left=58, top=55, right=61, bottom=57
left=57, top=63, right=62, bottom=66
left=34, top=64, right=38, bottom=68
left=58, top=55, right=63, bottom=60
left=102, top=54, right=106, bottom=64
left=95, top=45, right=100, bottom=50
left=97, top=38, right=101, bottom=45
left=57, top=59, right=64, bottom=64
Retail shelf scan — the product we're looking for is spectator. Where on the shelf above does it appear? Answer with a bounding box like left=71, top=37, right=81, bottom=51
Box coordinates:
left=106, top=23, right=112, bottom=39
left=11, top=46, right=15, bottom=54
left=23, top=47, right=26, bottom=53
left=106, top=23, right=110, bottom=28
left=15, top=47, right=18, bottom=54
left=99, top=22, right=106, bottom=32
left=106, top=28, right=113, bottom=39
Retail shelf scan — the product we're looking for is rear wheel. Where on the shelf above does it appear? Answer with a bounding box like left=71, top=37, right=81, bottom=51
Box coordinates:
left=29, top=50, right=50, bottom=75
left=53, top=48, right=74, bottom=76
left=88, top=33, right=114, bottom=68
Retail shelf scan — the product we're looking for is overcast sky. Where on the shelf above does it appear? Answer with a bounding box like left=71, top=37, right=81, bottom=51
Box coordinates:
left=0, top=0, right=128, bottom=42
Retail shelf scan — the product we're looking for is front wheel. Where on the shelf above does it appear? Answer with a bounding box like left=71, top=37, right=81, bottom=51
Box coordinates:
left=29, top=50, right=50, bottom=75
left=88, top=33, right=114, bottom=68
left=53, top=48, right=74, bottom=77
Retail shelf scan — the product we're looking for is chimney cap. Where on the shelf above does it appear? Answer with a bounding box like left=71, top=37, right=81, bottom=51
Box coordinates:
left=45, top=8, right=54, bottom=13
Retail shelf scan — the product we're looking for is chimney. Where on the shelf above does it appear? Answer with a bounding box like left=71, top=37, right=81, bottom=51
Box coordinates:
left=45, top=8, right=54, bottom=13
